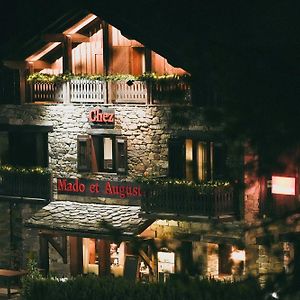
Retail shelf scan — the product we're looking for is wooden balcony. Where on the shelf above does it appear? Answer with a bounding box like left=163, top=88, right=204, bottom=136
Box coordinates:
left=141, top=181, right=236, bottom=219
left=30, top=79, right=106, bottom=103
left=0, top=170, right=52, bottom=201
left=28, top=79, right=190, bottom=104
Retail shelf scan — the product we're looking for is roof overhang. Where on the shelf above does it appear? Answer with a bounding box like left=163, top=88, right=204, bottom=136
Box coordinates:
left=25, top=201, right=155, bottom=240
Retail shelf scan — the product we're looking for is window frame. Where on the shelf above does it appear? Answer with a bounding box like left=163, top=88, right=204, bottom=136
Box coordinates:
left=8, top=131, right=49, bottom=168
left=168, top=137, right=227, bottom=182
left=77, top=134, right=127, bottom=175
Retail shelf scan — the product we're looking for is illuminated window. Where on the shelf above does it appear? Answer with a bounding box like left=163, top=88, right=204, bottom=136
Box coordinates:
left=158, top=250, right=175, bottom=282
left=77, top=135, right=127, bottom=174
left=169, top=138, right=227, bottom=181
left=272, top=176, right=295, bottom=195
left=82, top=238, right=98, bottom=275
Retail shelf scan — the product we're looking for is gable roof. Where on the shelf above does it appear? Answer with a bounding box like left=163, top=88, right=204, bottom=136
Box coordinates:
left=1, top=1, right=298, bottom=77
left=2, top=9, right=95, bottom=62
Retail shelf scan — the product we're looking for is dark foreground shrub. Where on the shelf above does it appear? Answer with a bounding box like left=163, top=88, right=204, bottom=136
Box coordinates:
left=22, top=274, right=263, bottom=300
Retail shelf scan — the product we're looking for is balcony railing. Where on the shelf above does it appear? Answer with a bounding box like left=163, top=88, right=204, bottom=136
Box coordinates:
left=0, top=171, right=52, bottom=200
left=29, top=79, right=190, bottom=104
left=111, top=80, right=148, bottom=104
left=141, top=182, right=235, bottom=218
left=31, top=80, right=106, bottom=103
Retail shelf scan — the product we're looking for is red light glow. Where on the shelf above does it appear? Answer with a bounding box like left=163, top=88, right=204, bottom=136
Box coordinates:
left=272, top=176, right=295, bottom=195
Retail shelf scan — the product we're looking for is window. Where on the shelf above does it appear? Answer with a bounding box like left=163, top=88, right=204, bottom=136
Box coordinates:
left=168, top=138, right=227, bottom=181
left=3, top=131, right=48, bottom=167
left=77, top=135, right=127, bottom=174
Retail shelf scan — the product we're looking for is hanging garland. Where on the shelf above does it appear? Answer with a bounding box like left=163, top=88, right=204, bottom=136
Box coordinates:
left=135, top=176, right=231, bottom=193
left=26, top=72, right=191, bottom=84
left=0, top=165, right=51, bottom=176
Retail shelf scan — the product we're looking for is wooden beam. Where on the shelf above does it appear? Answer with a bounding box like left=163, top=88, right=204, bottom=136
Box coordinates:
left=47, top=236, right=67, bottom=264
left=69, top=33, right=90, bottom=43
left=39, top=234, right=49, bottom=275
left=69, top=236, right=83, bottom=276
left=97, top=239, right=111, bottom=276
left=62, top=35, right=72, bottom=73
left=43, top=33, right=65, bottom=42
left=32, top=60, right=52, bottom=70
left=102, top=21, right=110, bottom=76
left=43, top=33, right=90, bottom=43
left=139, top=249, right=154, bottom=275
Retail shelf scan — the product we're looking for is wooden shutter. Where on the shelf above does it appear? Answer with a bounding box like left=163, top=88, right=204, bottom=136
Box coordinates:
left=77, top=135, right=91, bottom=172
left=115, top=136, right=127, bottom=174
left=168, top=138, right=185, bottom=179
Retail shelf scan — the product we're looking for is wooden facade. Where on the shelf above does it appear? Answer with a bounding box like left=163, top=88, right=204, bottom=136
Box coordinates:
left=28, top=15, right=186, bottom=77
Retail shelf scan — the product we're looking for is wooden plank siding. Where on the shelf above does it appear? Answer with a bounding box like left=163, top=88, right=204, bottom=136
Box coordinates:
left=36, top=22, right=186, bottom=78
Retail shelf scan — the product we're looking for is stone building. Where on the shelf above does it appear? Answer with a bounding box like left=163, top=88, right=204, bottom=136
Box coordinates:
left=0, top=9, right=299, bottom=284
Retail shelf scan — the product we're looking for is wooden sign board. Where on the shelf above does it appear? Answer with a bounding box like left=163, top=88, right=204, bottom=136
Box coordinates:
left=123, top=255, right=140, bottom=282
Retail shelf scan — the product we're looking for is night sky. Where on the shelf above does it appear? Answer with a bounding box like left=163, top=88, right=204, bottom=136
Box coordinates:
left=1, top=0, right=299, bottom=70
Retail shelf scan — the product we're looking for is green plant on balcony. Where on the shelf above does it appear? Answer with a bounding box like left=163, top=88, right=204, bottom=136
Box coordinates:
left=135, top=176, right=231, bottom=194
left=0, top=165, right=51, bottom=176
left=27, top=72, right=191, bottom=84
left=137, top=73, right=191, bottom=102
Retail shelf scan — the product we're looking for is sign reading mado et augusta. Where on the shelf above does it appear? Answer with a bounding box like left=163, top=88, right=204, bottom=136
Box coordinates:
left=57, top=178, right=143, bottom=200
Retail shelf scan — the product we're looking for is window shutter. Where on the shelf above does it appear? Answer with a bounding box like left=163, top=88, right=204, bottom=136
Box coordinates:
left=168, top=138, right=185, bottom=179
left=77, top=135, right=91, bottom=172
left=115, top=136, right=127, bottom=174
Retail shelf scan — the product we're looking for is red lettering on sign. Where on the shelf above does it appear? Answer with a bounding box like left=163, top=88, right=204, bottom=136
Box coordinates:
left=57, top=178, right=85, bottom=193
left=105, top=181, right=142, bottom=199
left=89, top=183, right=100, bottom=193
left=88, top=108, right=114, bottom=124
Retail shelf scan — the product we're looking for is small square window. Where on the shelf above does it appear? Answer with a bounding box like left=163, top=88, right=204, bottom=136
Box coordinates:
left=77, top=135, right=127, bottom=174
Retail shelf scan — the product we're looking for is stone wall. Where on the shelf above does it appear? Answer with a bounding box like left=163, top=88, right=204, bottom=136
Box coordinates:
left=0, top=201, right=11, bottom=268
left=1, top=103, right=292, bottom=282
left=0, top=200, right=42, bottom=269
left=0, top=103, right=206, bottom=272
left=0, top=103, right=206, bottom=187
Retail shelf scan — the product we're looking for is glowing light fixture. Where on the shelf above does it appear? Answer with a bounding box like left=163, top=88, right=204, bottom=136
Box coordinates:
left=272, top=176, right=295, bottom=195
left=230, top=247, right=245, bottom=262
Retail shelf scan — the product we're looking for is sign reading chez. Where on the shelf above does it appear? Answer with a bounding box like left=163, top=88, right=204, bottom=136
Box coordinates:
left=57, top=178, right=142, bottom=200
left=88, top=108, right=115, bottom=128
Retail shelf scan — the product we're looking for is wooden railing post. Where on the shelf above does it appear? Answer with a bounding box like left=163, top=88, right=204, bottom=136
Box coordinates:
left=147, top=81, right=152, bottom=105
left=63, top=81, right=70, bottom=104
left=107, top=81, right=113, bottom=104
